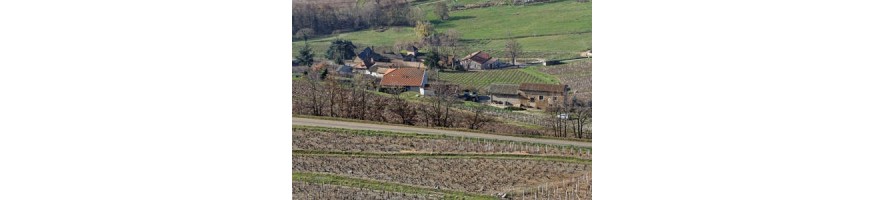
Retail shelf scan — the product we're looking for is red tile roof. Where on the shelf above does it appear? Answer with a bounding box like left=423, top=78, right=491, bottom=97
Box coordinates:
left=380, top=68, right=426, bottom=87
left=462, top=51, right=492, bottom=64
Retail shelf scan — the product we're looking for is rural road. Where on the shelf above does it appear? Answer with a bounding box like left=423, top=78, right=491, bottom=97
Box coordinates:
left=293, top=117, right=592, bottom=148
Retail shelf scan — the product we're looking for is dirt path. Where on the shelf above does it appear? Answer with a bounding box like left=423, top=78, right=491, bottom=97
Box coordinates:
left=293, top=117, right=591, bottom=147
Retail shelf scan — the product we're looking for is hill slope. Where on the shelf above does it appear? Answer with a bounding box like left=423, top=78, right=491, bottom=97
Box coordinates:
left=294, top=0, right=591, bottom=60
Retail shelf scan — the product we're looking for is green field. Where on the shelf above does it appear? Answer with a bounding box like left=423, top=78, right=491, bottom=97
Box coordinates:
left=427, top=0, right=591, bottom=39
left=294, top=0, right=591, bottom=60
left=438, top=66, right=560, bottom=90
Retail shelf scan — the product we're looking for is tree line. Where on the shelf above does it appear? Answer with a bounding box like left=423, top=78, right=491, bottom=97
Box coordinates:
left=292, top=0, right=422, bottom=38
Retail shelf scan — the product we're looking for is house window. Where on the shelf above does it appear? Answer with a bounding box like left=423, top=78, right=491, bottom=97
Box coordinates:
left=539, top=96, right=544, bottom=100
left=530, top=97, right=535, bottom=102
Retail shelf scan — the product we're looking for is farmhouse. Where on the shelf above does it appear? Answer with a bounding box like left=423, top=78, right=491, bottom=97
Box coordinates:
left=488, top=83, right=521, bottom=106
left=354, top=47, right=386, bottom=68
left=518, top=83, right=569, bottom=110
left=460, top=51, right=506, bottom=70
left=379, top=68, right=428, bottom=95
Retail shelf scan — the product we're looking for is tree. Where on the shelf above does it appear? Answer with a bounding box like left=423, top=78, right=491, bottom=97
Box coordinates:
left=434, top=2, right=449, bottom=21
left=304, top=70, right=323, bottom=116
left=390, top=89, right=417, bottom=125
left=325, top=39, right=357, bottom=63
left=294, top=28, right=315, bottom=40
left=320, top=68, right=328, bottom=80
left=324, top=77, right=340, bottom=117
left=415, top=21, right=435, bottom=38
left=547, top=104, right=568, bottom=137
left=504, top=33, right=522, bottom=65
left=570, top=98, right=592, bottom=139
left=423, top=50, right=442, bottom=69
left=294, top=40, right=315, bottom=66
left=467, top=106, right=493, bottom=130
left=427, top=83, right=459, bottom=127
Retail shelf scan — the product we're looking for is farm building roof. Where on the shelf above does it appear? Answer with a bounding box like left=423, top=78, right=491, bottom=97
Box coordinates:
left=488, top=83, right=520, bottom=95
left=392, top=59, right=425, bottom=68
left=375, top=67, right=395, bottom=74
left=519, top=83, right=568, bottom=93
left=380, top=68, right=426, bottom=87
left=461, top=51, right=492, bottom=64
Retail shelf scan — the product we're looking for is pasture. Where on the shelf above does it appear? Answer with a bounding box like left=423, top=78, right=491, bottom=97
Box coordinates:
left=294, top=0, right=591, bottom=60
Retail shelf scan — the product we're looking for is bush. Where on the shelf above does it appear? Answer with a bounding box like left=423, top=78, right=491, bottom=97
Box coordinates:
left=505, top=106, right=526, bottom=111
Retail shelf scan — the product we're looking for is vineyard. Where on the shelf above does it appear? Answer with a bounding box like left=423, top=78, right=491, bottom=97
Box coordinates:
left=293, top=126, right=592, bottom=159
left=539, top=60, right=592, bottom=101
left=292, top=126, right=592, bottom=199
left=438, top=67, right=559, bottom=91
left=293, top=180, right=444, bottom=200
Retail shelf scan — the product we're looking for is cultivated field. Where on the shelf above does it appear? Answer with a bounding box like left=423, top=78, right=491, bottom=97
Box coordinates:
left=293, top=180, right=444, bottom=200
left=292, top=126, right=592, bottom=199
left=293, top=126, right=592, bottom=159
left=438, top=67, right=560, bottom=90
left=539, top=60, right=592, bottom=101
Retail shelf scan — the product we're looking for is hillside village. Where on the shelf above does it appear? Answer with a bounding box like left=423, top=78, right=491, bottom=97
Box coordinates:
left=293, top=0, right=591, bottom=198
left=295, top=45, right=586, bottom=106
left=292, top=0, right=592, bottom=125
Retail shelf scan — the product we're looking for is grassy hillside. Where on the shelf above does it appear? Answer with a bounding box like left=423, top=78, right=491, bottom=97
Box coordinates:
left=294, top=0, right=591, bottom=60
left=427, top=0, right=591, bottom=40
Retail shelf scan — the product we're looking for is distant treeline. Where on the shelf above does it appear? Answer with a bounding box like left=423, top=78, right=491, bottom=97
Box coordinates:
left=292, top=0, right=422, bottom=38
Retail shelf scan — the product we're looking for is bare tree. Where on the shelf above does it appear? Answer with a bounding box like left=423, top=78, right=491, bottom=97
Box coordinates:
left=324, top=77, right=341, bottom=117
left=351, top=74, right=371, bottom=120
left=426, top=83, right=459, bottom=127
left=368, top=95, right=389, bottom=123
left=504, top=33, right=522, bottom=65
left=571, top=99, right=592, bottom=139
left=390, top=93, right=417, bottom=125
left=467, top=106, right=494, bottom=130
left=305, top=69, right=324, bottom=116
left=294, top=28, right=315, bottom=40
left=433, top=2, right=449, bottom=20
left=547, top=104, right=568, bottom=137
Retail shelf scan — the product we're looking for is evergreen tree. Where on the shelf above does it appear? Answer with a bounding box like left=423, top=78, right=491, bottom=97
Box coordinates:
left=325, top=39, right=357, bottom=62
left=320, top=68, right=329, bottom=80
left=423, top=50, right=442, bottom=70
left=294, top=40, right=314, bottom=66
